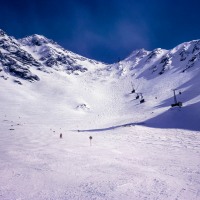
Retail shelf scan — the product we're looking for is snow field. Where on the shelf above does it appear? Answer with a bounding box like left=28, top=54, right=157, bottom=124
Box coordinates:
left=1, top=42, right=200, bottom=199
left=0, top=120, right=199, bottom=199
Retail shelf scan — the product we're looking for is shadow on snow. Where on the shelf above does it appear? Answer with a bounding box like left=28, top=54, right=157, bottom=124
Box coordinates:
left=143, top=102, right=200, bottom=131
left=75, top=102, right=200, bottom=132
left=74, top=122, right=145, bottom=132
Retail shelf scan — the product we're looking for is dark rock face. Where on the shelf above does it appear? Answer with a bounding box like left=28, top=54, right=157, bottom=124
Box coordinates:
left=0, top=30, right=92, bottom=81
left=182, top=51, right=200, bottom=72
left=0, top=29, right=41, bottom=81
left=13, top=50, right=40, bottom=66
left=31, top=36, right=46, bottom=46
left=20, top=35, right=89, bottom=74
left=158, top=54, right=171, bottom=75
left=45, top=57, right=58, bottom=67
left=0, top=34, right=40, bottom=67
left=21, top=34, right=54, bottom=46
left=179, top=48, right=189, bottom=61
left=8, top=65, right=39, bottom=81
left=1, top=28, right=200, bottom=83
left=192, top=40, right=200, bottom=53
left=146, top=48, right=163, bottom=63
left=0, top=29, right=5, bottom=36
left=13, top=79, right=22, bottom=85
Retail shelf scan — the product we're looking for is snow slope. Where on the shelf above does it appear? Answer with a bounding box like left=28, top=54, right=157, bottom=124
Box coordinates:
left=0, top=30, right=200, bottom=199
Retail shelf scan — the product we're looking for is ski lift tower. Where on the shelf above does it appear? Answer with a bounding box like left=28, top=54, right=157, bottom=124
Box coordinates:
left=171, top=89, right=182, bottom=107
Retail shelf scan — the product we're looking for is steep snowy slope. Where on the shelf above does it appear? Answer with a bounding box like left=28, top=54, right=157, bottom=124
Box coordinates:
left=95, top=40, right=200, bottom=130
left=19, top=34, right=105, bottom=73
left=0, top=29, right=105, bottom=84
left=0, top=30, right=200, bottom=200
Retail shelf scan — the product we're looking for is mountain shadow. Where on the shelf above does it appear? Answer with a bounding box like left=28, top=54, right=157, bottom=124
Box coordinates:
left=143, top=102, right=200, bottom=131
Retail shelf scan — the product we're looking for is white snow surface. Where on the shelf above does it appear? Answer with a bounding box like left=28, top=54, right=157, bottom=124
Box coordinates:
left=0, top=33, right=200, bottom=199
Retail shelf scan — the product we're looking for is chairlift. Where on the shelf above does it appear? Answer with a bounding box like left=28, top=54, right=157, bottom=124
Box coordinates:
left=139, top=93, right=145, bottom=103
left=171, top=89, right=182, bottom=107
left=131, top=89, right=135, bottom=93
left=140, top=99, right=145, bottom=104
left=171, top=102, right=182, bottom=107
left=135, top=93, right=140, bottom=99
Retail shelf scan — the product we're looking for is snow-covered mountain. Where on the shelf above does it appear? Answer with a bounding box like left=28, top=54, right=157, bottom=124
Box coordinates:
left=1, top=29, right=200, bottom=200
left=1, top=28, right=200, bottom=129
left=19, top=34, right=104, bottom=73
left=0, top=29, right=105, bottom=83
left=1, top=28, right=200, bottom=83
left=0, top=29, right=40, bottom=81
left=1, top=28, right=200, bottom=130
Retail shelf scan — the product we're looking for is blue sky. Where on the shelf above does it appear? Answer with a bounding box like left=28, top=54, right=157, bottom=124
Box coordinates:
left=1, top=0, right=200, bottom=63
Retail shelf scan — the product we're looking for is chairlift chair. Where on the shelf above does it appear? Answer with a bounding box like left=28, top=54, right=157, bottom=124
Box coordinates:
left=136, top=94, right=140, bottom=99
left=131, top=89, right=135, bottom=93
left=140, top=99, right=145, bottom=104
left=171, top=102, right=182, bottom=107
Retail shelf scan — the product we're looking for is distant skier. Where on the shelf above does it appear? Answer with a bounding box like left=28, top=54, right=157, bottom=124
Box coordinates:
left=60, top=133, right=62, bottom=139
left=89, top=136, right=92, bottom=146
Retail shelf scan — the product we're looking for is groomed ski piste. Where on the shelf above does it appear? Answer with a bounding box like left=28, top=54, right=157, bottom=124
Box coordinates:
left=0, top=31, right=200, bottom=200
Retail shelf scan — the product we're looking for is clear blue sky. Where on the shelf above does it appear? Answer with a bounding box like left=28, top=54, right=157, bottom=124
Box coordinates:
left=1, top=0, right=200, bottom=63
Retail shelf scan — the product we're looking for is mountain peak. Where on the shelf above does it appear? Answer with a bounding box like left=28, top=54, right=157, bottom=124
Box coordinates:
left=132, top=48, right=148, bottom=55
left=0, top=29, right=6, bottom=37
left=125, top=48, right=149, bottom=61
left=19, top=34, right=55, bottom=46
